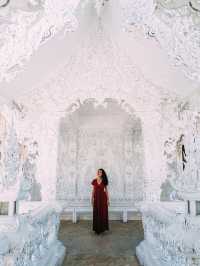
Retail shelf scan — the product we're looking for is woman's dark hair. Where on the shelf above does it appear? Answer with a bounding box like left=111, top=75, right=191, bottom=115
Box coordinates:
left=99, top=168, right=108, bottom=186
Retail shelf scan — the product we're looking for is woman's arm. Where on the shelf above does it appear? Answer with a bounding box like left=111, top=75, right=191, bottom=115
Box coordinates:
left=91, top=186, right=95, bottom=206
left=104, top=186, right=110, bottom=206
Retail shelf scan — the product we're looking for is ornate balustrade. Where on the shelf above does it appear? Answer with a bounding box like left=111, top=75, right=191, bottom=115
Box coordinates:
left=0, top=202, right=65, bottom=266
left=136, top=202, right=200, bottom=266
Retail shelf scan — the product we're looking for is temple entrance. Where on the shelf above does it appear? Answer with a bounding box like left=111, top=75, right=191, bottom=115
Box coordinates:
left=56, top=98, right=144, bottom=221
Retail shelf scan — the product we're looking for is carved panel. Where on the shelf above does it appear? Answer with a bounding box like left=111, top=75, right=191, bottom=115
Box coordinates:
left=0, top=115, right=21, bottom=192
left=0, top=0, right=79, bottom=82
left=56, top=100, right=144, bottom=203
left=76, top=128, right=125, bottom=200
left=124, top=0, right=200, bottom=82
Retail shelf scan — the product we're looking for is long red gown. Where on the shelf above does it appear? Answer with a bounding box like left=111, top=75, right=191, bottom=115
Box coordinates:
left=91, top=179, right=109, bottom=234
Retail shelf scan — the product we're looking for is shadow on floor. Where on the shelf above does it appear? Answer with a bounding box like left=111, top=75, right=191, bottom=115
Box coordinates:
left=58, top=220, right=143, bottom=266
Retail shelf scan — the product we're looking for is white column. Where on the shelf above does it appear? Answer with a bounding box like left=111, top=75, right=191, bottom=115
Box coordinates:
left=36, top=116, right=60, bottom=201
left=142, top=112, right=166, bottom=201
left=8, top=201, right=15, bottom=216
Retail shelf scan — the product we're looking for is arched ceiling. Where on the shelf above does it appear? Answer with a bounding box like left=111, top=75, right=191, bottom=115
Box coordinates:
left=0, top=0, right=199, bottom=102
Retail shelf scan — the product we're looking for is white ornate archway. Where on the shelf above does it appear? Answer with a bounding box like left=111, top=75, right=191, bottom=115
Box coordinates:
left=13, top=17, right=172, bottom=203
left=15, top=83, right=166, bottom=203
left=55, top=98, right=144, bottom=205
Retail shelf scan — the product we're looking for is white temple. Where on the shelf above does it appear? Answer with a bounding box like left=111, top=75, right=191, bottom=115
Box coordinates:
left=0, top=0, right=200, bottom=265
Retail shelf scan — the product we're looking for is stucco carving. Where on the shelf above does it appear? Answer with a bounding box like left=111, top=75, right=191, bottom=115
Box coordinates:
left=16, top=83, right=167, bottom=202
left=0, top=103, right=42, bottom=202
left=0, top=0, right=199, bottom=83
left=56, top=100, right=144, bottom=203
left=137, top=202, right=200, bottom=266
left=10, top=16, right=187, bottom=202
left=0, top=203, right=65, bottom=266
left=0, top=0, right=79, bottom=82
left=18, top=139, right=41, bottom=200
left=162, top=109, right=200, bottom=195
left=4, top=121, right=21, bottom=188
left=0, top=111, right=21, bottom=193
left=124, top=0, right=200, bottom=82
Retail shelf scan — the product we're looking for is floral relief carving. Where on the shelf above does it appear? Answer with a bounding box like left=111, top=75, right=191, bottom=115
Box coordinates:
left=0, top=0, right=79, bottom=82
left=123, top=0, right=200, bottom=82
left=0, top=0, right=199, bottom=83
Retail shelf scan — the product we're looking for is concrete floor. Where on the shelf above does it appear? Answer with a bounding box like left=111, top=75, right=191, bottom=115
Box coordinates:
left=59, top=220, right=143, bottom=266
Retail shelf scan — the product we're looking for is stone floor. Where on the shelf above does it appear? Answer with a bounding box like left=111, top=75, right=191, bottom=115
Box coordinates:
left=59, top=220, right=143, bottom=266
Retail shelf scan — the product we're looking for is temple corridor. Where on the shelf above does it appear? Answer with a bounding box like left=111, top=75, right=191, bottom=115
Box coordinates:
left=58, top=220, right=143, bottom=266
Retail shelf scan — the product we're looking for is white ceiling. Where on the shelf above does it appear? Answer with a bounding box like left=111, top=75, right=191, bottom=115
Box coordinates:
left=0, top=0, right=198, bottom=102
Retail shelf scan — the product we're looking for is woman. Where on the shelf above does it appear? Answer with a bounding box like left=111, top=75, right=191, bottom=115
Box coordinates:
left=91, top=168, right=109, bottom=235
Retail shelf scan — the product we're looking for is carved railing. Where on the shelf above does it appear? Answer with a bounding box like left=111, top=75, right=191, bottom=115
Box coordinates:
left=0, top=202, right=65, bottom=266
left=137, top=202, right=200, bottom=266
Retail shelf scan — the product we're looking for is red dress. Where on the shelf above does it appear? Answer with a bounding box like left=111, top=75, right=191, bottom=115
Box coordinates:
left=91, top=179, right=109, bottom=234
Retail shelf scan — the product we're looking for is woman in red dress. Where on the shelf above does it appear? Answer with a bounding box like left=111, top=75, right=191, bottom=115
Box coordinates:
left=91, top=168, right=109, bottom=235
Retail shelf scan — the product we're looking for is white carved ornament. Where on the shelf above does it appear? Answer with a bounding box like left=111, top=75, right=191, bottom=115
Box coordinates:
left=0, top=0, right=199, bottom=84
left=122, top=0, right=200, bottom=82
left=0, top=0, right=79, bottom=82
left=12, top=22, right=180, bottom=201
left=56, top=100, right=144, bottom=203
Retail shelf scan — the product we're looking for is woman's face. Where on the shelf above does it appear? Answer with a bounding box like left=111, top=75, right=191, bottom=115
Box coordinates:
left=97, top=169, right=102, bottom=177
